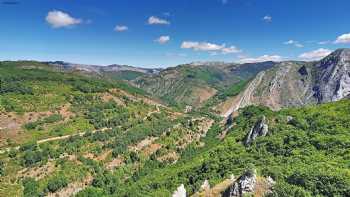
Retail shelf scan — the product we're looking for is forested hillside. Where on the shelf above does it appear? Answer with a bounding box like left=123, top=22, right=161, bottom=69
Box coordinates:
left=0, top=62, right=214, bottom=196
left=1, top=58, right=350, bottom=197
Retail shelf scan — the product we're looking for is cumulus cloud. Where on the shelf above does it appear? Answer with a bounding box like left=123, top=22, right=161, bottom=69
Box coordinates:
left=284, top=40, right=304, bottom=48
left=239, top=55, right=284, bottom=63
left=114, top=25, right=128, bottom=32
left=181, top=41, right=240, bottom=54
left=46, top=10, right=82, bottom=28
left=155, top=35, right=170, bottom=44
left=148, top=16, right=170, bottom=25
left=335, top=33, right=350, bottom=44
left=262, top=15, right=272, bottom=22
left=299, top=48, right=332, bottom=61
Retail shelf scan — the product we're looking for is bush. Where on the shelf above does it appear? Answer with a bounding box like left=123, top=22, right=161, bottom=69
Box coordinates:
left=22, top=150, right=43, bottom=167
left=47, top=175, right=68, bottom=192
left=23, top=178, right=40, bottom=197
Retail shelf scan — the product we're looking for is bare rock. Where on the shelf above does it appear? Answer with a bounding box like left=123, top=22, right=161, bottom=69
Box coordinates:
left=223, top=169, right=257, bottom=197
left=172, top=184, right=186, bottom=197
left=200, top=180, right=210, bottom=191
left=244, top=116, right=268, bottom=146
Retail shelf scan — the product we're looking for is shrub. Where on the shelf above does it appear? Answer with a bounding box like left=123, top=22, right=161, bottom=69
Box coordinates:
left=47, top=175, right=68, bottom=193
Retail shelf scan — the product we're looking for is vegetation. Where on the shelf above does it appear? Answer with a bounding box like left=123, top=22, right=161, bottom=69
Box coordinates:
left=1, top=60, right=350, bottom=197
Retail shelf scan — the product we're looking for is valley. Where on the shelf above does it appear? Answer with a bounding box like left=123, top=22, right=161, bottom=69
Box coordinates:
left=0, top=49, right=350, bottom=197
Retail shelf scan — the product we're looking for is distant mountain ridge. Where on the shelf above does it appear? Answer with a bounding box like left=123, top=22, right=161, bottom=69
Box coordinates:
left=133, top=61, right=277, bottom=108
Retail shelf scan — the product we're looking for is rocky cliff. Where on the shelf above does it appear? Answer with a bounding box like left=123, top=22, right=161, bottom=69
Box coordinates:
left=219, top=49, right=350, bottom=117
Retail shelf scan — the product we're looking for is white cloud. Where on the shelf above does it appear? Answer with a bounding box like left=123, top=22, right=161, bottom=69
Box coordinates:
left=155, top=35, right=170, bottom=44
left=284, top=40, right=304, bottom=48
left=318, top=40, right=330, bottom=45
left=114, top=25, right=128, bottom=32
left=46, top=10, right=82, bottom=28
left=262, top=15, right=272, bottom=22
left=299, top=48, right=332, bottom=61
left=335, top=33, right=350, bottom=44
left=239, top=55, right=283, bottom=63
left=181, top=41, right=240, bottom=54
left=148, top=16, right=170, bottom=25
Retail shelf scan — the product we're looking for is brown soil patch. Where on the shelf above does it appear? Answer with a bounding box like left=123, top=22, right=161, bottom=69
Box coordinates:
left=106, top=156, right=124, bottom=170
left=192, top=178, right=235, bottom=197
left=0, top=112, right=49, bottom=147
left=47, top=175, right=93, bottom=197
left=157, top=151, right=179, bottom=163
left=57, top=104, right=74, bottom=120
left=254, top=177, right=271, bottom=197
left=100, top=92, right=125, bottom=106
left=193, top=87, right=217, bottom=106
left=18, top=161, right=56, bottom=181
left=129, top=137, right=158, bottom=152
left=142, top=143, right=162, bottom=156
left=83, top=149, right=112, bottom=162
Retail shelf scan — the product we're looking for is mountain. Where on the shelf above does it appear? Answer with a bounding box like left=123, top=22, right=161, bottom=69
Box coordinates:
left=217, top=49, right=350, bottom=117
left=1, top=49, right=350, bottom=197
left=134, top=61, right=277, bottom=108
left=47, top=61, right=162, bottom=80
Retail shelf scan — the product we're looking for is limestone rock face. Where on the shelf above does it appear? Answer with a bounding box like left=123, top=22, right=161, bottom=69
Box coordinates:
left=223, top=170, right=257, bottom=197
left=244, top=116, right=268, bottom=146
left=221, top=49, right=350, bottom=117
left=172, top=184, right=186, bottom=197
left=314, top=49, right=350, bottom=102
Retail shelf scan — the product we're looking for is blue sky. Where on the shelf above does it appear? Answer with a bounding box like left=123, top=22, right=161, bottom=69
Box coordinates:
left=0, top=0, right=350, bottom=68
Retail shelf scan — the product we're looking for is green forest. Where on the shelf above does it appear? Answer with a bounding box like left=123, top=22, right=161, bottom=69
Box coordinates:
left=1, top=61, right=350, bottom=197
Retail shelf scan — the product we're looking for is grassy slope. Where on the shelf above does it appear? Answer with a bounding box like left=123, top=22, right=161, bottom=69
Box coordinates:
left=116, top=99, right=350, bottom=197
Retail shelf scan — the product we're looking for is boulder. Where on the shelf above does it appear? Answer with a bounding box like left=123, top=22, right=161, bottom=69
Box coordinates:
left=200, top=180, right=210, bottom=191
left=172, top=184, right=186, bottom=197
left=223, top=169, right=257, bottom=197
left=244, top=116, right=268, bottom=146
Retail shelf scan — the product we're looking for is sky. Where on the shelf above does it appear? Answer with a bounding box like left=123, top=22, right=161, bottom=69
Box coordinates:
left=0, top=0, right=350, bottom=68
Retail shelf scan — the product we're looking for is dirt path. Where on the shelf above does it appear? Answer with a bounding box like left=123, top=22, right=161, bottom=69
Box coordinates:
left=0, top=127, right=110, bottom=154
left=143, top=105, right=160, bottom=120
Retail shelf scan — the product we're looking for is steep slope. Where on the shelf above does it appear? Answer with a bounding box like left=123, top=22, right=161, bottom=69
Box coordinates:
left=218, top=49, right=350, bottom=117
left=0, top=61, right=214, bottom=196
left=134, top=61, right=276, bottom=108
left=108, top=99, right=350, bottom=196
left=313, top=48, right=350, bottom=102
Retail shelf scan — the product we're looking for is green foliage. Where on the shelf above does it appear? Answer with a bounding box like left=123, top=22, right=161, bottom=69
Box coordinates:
left=113, top=99, right=350, bottom=196
left=76, top=187, right=107, bottom=197
left=24, top=114, right=63, bottom=130
left=23, top=178, right=40, bottom=197
left=47, top=175, right=68, bottom=193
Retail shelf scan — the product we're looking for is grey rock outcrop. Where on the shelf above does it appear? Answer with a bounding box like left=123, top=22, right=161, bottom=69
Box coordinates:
left=223, top=169, right=257, bottom=197
left=314, top=49, right=350, bottom=102
left=286, top=116, right=294, bottom=123
left=244, top=116, right=268, bottom=146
